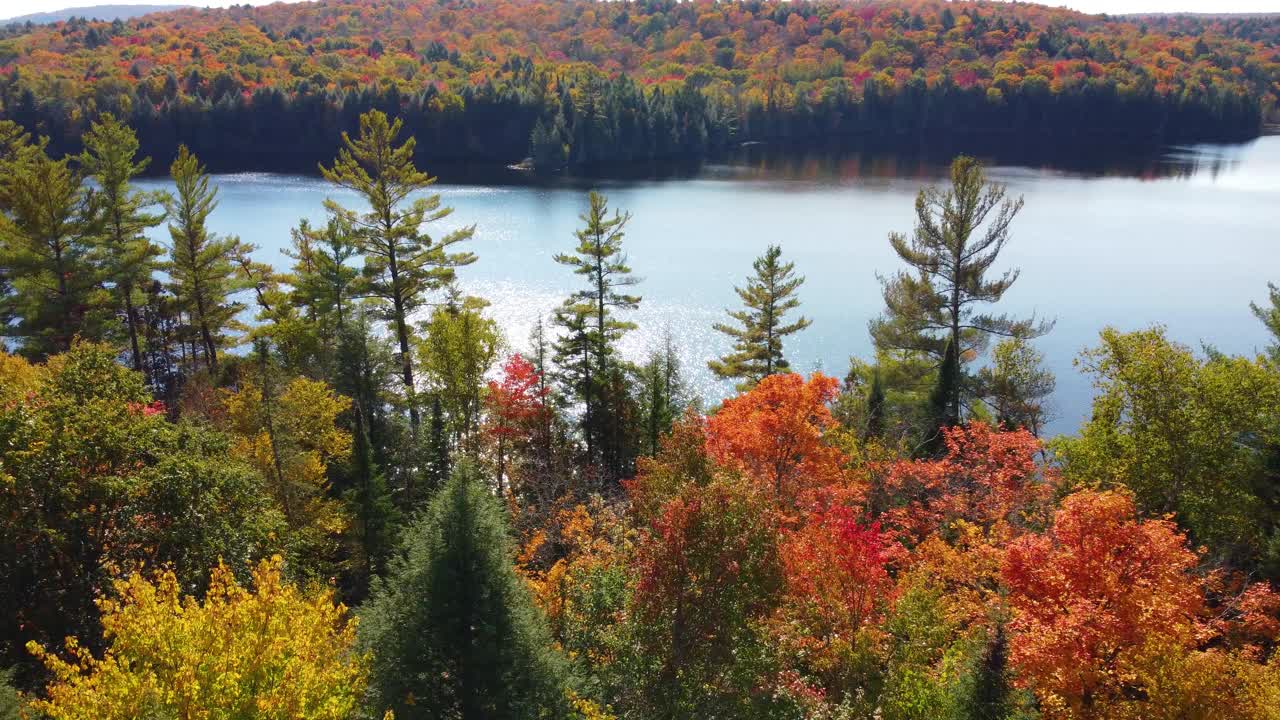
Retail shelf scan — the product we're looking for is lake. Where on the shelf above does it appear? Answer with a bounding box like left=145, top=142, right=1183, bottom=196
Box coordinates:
left=138, top=137, right=1280, bottom=437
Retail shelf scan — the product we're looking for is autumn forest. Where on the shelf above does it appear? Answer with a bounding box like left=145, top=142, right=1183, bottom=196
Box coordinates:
left=2, top=1, right=1280, bottom=720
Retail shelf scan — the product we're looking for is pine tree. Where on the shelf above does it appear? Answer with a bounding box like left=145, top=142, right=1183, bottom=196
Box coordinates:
left=360, top=462, right=571, bottom=720
left=635, top=333, right=686, bottom=456
left=163, top=145, right=242, bottom=373
left=871, top=155, right=1050, bottom=425
left=287, top=215, right=359, bottom=340
left=0, top=137, right=104, bottom=358
left=321, top=110, right=476, bottom=430
left=79, top=114, right=166, bottom=381
left=709, top=244, right=811, bottom=390
left=423, top=396, right=451, bottom=500
left=554, top=190, right=641, bottom=484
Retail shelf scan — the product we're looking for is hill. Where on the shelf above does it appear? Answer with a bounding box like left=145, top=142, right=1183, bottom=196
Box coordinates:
left=1, top=4, right=191, bottom=25
left=0, top=0, right=1276, bottom=172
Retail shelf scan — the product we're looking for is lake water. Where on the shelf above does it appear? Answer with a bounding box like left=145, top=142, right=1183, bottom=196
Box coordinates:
left=138, top=137, right=1280, bottom=437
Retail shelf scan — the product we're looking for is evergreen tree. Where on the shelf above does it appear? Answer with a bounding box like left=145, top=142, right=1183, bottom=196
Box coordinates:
left=424, top=396, right=452, bottom=500
left=871, top=156, right=1050, bottom=425
left=709, top=245, right=811, bottom=390
left=287, top=215, right=359, bottom=340
left=320, top=110, right=476, bottom=430
left=79, top=114, right=166, bottom=381
left=163, top=145, right=242, bottom=373
left=344, top=399, right=400, bottom=598
left=360, top=462, right=571, bottom=720
left=865, top=367, right=886, bottom=441
left=635, top=333, right=686, bottom=456
left=0, top=138, right=104, bottom=358
left=554, top=190, right=641, bottom=484
left=924, top=337, right=960, bottom=457
left=957, top=624, right=1018, bottom=720
left=977, top=337, right=1055, bottom=436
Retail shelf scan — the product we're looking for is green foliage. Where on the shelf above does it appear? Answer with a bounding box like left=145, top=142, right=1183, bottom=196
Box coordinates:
left=1252, top=282, right=1280, bottom=364
left=360, top=462, right=572, bottom=720
left=163, top=144, right=243, bottom=373
left=924, top=338, right=961, bottom=458
left=709, top=244, right=811, bottom=390
left=320, top=109, right=477, bottom=426
left=78, top=113, right=165, bottom=378
left=976, top=338, right=1055, bottom=436
left=0, top=667, right=20, bottom=720
left=0, top=343, right=282, bottom=676
left=871, top=156, right=1050, bottom=424
left=417, top=289, right=504, bottom=451
left=0, top=136, right=105, bottom=358
left=1055, top=326, right=1280, bottom=569
left=633, top=335, right=688, bottom=457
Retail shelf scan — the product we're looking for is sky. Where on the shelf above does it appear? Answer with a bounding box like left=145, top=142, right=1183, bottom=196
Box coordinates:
left=2, top=0, right=1278, bottom=22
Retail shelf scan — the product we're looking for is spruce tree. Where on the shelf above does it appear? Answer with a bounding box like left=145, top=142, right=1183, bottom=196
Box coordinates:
left=163, top=145, right=242, bottom=373
left=360, top=462, right=571, bottom=720
left=865, top=367, right=886, bottom=441
left=872, top=156, right=1050, bottom=426
left=709, top=244, right=811, bottom=390
left=320, top=109, right=476, bottom=430
left=79, top=114, right=166, bottom=380
left=923, top=337, right=960, bottom=457
left=1252, top=282, right=1280, bottom=364
left=423, top=396, right=451, bottom=500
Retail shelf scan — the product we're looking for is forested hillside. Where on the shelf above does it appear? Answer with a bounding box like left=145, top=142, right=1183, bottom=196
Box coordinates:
left=0, top=0, right=1277, bottom=171
left=3, top=108, right=1280, bottom=718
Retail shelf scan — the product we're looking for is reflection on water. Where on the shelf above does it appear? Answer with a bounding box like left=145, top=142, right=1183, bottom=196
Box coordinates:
left=138, top=135, right=1280, bottom=437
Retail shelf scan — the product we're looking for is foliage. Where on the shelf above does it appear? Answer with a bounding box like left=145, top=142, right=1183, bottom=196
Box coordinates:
left=418, top=291, right=504, bottom=452
left=1002, top=489, right=1204, bottom=720
left=0, top=343, right=282, bottom=677
left=705, top=372, right=847, bottom=508
left=1054, top=326, right=1280, bottom=568
left=26, top=556, right=371, bottom=720
left=360, top=462, right=571, bottom=720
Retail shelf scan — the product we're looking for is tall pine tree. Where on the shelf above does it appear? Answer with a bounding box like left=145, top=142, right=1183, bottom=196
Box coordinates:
left=79, top=114, right=165, bottom=381
left=163, top=145, right=242, bottom=373
left=320, top=109, right=476, bottom=429
left=871, top=156, right=1050, bottom=426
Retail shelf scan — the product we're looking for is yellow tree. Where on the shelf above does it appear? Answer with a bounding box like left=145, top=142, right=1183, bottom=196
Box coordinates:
left=26, top=556, right=375, bottom=720
left=223, top=374, right=354, bottom=579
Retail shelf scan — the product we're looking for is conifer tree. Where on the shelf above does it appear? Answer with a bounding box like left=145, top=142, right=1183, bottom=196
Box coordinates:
left=360, top=462, right=570, bottom=720
left=320, top=110, right=476, bottom=429
left=865, top=367, right=886, bottom=441
left=423, top=396, right=451, bottom=500
left=554, top=190, right=641, bottom=484
left=709, top=244, right=811, bottom=390
left=923, top=338, right=960, bottom=457
left=635, top=333, right=686, bottom=456
left=0, top=138, right=103, bottom=358
left=871, top=155, right=1050, bottom=425
left=79, top=114, right=165, bottom=380
left=163, top=145, right=241, bottom=373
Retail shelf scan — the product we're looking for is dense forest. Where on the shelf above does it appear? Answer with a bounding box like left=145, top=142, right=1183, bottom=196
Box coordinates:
left=0, top=0, right=1277, bottom=171
left=2, top=105, right=1280, bottom=719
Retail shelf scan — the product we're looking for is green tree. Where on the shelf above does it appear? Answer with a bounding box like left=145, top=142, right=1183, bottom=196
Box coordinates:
left=1252, top=282, right=1280, bottom=364
left=360, top=462, right=571, bottom=720
left=417, top=288, right=504, bottom=453
left=320, top=110, right=476, bottom=429
left=79, top=114, right=166, bottom=380
left=871, top=156, right=1049, bottom=424
left=0, top=344, right=282, bottom=677
left=0, top=139, right=104, bottom=358
left=1054, top=326, right=1280, bottom=569
left=554, top=190, right=641, bottom=483
left=709, top=244, right=812, bottom=389
left=866, top=367, right=887, bottom=441
left=976, top=337, right=1055, bottom=436
left=163, top=145, right=242, bottom=373
left=924, top=337, right=961, bottom=457
left=634, top=333, right=687, bottom=457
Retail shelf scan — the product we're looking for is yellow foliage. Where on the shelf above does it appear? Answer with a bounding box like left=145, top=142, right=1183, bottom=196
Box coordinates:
left=26, top=556, right=374, bottom=720
left=0, top=350, right=39, bottom=406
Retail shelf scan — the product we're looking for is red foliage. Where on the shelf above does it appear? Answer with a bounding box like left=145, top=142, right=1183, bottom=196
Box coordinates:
left=1002, top=489, right=1204, bottom=715
left=704, top=373, right=848, bottom=508
left=877, top=422, right=1050, bottom=544
left=484, top=354, right=547, bottom=443
left=780, top=505, right=890, bottom=635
